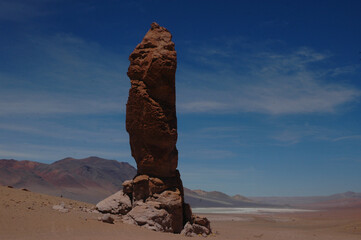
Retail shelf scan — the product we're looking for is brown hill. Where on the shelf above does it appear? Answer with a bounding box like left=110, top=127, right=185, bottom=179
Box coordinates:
left=0, top=157, right=137, bottom=203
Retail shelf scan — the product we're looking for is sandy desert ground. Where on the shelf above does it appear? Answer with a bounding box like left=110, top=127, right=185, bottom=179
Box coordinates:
left=1, top=185, right=360, bottom=240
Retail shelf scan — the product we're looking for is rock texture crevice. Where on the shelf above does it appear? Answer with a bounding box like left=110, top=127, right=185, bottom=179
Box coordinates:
left=96, top=22, right=211, bottom=236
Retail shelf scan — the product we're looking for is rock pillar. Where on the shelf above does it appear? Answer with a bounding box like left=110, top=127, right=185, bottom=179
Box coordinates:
left=126, top=22, right=178, bottom=178
left=97, top=23, right=211, bottom=236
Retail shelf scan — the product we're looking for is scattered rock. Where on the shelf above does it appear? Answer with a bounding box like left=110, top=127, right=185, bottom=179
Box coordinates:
left=152, top=189, right=182, bottom=209
left=181, top=215, right=211, bottom=237
left=149, top=177, right=167, bottom=195
left=52, top=202, right=70, bottom=213
left=21, top=188, right=29, bottom=192
left=96, top=190, right=131, bottom=215
left=181, top=221, right=211, bottom=237
left=193, top=215, right=211, bottom=230
left=80, top=207, right=97, bottom=213
left=52, top=205, right=63, bottom=211
left=127, top=202, right=172, bottom=232
left=181, top=222, right=197, bottom=237
left=122, top=180, right=133, bottom=194
left=7, top=186, right=13, bottom=188
left=132, top=175, right=150, bottom=201
left=254, top=233, right=264, bottom=238
left=100, top=214, right=114, bottom=224
left=121, top=215, right=136, bottom=225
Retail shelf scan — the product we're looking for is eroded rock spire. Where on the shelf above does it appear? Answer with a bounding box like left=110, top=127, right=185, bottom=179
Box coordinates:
left=96, top=23, right=211, bottom=236
left=126, top=22, right=178, bottom=178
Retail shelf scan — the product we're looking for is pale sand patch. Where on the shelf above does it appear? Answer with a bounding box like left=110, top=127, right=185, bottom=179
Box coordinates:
left=1, top=185, right=360, bottom=240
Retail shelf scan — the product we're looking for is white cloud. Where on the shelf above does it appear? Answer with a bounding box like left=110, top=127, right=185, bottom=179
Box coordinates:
left=26, top=33, right=129, bottom=93
left=0, top=91, right=123, bottom=116
left=178, top=46, right=360, bottom=115
left=270, top=123, right=359, bottom=145
left=329, top=65, right=360, bottom=77
left=179, top=100, right=227, bottom=113
left=0, top=121, right=128, bottom=143
left=333, top=135, right=361, bottom=142
left=271, top=127, right=323, bottom=145
left=181, top=148, right=236, bottom=160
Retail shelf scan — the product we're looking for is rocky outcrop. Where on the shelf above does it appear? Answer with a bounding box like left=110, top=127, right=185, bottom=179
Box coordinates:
left=95, top=190, right=131, bottom=215
left=97, top=22, right=211, bottom=236
left=181, top=216, right=212, bottom=237
left=97, top=174, right=186, bottom=233
left=126, top=22, right=178, bottom=178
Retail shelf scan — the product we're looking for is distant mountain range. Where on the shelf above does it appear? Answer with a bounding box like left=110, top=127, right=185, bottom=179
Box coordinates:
left=0, top=157, right=136, bottom=203
left=250, top=191, right=361, bottom=209
left=1, top=157, right=360, bottom=209
left=184, top=188, right=277, bottom=208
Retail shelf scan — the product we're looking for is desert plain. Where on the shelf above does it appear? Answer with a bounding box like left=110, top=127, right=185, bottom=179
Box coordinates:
left=1, top=185, right=360, bottom=240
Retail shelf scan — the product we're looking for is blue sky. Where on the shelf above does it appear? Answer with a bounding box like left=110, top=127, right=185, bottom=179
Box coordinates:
left=1, top=0, right=361, bottom=196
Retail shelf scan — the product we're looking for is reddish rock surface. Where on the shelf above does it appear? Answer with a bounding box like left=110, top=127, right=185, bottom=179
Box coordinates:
left=96, top=22, right=211, bottom=235
left=126, top=22, right=178, bottom=178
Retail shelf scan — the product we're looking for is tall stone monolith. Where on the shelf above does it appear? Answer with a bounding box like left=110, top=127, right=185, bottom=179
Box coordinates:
left=126, top=22, right=178, bottom=178
left=96, top=23, right=211, bottom=236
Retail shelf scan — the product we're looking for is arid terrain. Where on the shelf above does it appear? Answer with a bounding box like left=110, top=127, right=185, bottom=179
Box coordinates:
left=1, top=185, right=360, bottom=240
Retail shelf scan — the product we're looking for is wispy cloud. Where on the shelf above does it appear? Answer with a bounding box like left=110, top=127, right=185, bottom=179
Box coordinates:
left=0, top=91, right=122, bottom=116
left=270, top=122, right=361, bottom=145
left=178, top=43, right=360, bottom=115
left=180, top=126, right=253, bottom=142
left=0, top=149, right=40, bottom=159
left=272, top=130, right=305, bottom=145
left=0, top=0, right=49, bottom=22
left=271, top=127, right=323, bottom=145
left=0, top=33, right=129, bottom=116
left=26, top=33, right=129, bottom=93
left=328, top=65, right=360, bottom=77
left=333, top=135, right=361, bottom=142
left=0, top=121, right=128, bottom=143
left=0, top=32, right=132, bottom=161
left=181, top=148, right=236, bottom=160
